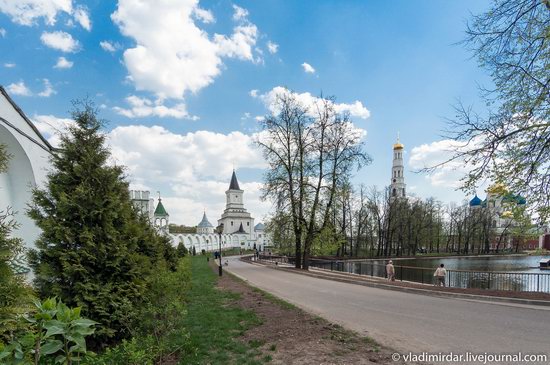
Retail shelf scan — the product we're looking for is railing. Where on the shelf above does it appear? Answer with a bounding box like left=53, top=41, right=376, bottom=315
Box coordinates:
left=259, top=256, right=550, bottom=293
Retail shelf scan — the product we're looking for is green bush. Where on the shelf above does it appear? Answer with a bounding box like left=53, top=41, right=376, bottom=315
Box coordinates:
left=0, top=298, right=96, bottom=365
left=82, top=337, right=156, bottom=365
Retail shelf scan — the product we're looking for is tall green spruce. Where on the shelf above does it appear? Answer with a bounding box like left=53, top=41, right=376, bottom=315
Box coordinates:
left=28, top=102, right=176, bottom=346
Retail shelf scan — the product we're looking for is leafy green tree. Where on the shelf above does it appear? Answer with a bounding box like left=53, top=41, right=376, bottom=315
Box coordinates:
left=0, top=144, right=34, bottom=343
left=436, top=0, right=550, bottom=220
left=28, top=102, right=173, bottom=345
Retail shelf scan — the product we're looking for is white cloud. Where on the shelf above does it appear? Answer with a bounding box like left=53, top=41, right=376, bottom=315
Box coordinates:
left=409, top=139, right=478, bottom=188
left=267, top=41, right=278, bottom=54
left=111, top=0, right=260, bottom=99
left=0, top=28, right=6, bottom=37
left=37, top=78, right=56, bottom=97
left=253, top=86, right=371, bottom=120
left=99, top=40, right=117, bottom=52
left=54, top=56, right=73, bottom=68
left=0, top=0, right=72, bottom=26
left=4, top=63, right=16, bottom=68
left=254, top=115, right=264, bottom=122
left=193, top=6, right=214, bottom=23
left=107, top=124, right=269, bottom=224
left=6, top=81, right=31, bottom=96
left=73, top=6, right=91, bottom=31
left=232, top=4, right=248, bottom=21
left=32, top=114, right=73, bottom=147
left=249, top=89, right=258, bottom=97
left=113, top=95, right=199, bottom=120
left=40, top=31, right=79, bottom=52
left=301, top=62, right=315, bottom=74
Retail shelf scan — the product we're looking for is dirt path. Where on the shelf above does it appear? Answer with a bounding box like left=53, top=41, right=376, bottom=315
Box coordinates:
left=214, top=264, right=403, bottom=365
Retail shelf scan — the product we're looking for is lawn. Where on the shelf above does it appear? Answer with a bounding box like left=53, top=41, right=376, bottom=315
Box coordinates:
left=180, top=256, right=267, bottom=365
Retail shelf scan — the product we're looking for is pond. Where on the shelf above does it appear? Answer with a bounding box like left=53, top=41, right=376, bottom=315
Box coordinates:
left=309, top=255, right=550, bottom=292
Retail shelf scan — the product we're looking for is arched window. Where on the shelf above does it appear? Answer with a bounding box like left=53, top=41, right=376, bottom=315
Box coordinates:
left=392, top=188, right=396, bottom=196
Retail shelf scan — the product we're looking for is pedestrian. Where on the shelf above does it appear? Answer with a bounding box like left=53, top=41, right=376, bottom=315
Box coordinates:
left=386, top=260, right=395, bottom=281
left=434, top=263, right=447, bottom=287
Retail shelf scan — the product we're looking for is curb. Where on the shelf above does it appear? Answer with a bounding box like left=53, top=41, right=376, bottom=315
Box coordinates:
left=242, top=258, right=550, bottom=308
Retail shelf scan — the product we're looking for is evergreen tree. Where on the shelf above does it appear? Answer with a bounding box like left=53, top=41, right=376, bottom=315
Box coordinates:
left=176, top=242, right=188, bottom=257
left=28, top=102, right=173, bottom=345
left=0, top=144, right=33, bottom=342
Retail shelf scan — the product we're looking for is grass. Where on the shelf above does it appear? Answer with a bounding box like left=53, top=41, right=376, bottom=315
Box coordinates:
left=179, top=256, right=266, bottom=365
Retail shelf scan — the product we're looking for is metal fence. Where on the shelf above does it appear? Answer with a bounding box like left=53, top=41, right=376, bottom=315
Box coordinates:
left=259, top=255, right=550, bottom=293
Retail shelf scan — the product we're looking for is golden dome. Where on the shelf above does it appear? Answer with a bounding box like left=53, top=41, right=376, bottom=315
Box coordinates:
left=501, top=210, right=513, bottom=218
left=393, top=142, right=404, bottom=150
left=487, top=182, right=508, bottom=195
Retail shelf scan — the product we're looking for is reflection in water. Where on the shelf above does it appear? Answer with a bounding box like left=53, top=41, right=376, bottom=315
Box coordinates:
left=310, top=255, right=550, bottom=292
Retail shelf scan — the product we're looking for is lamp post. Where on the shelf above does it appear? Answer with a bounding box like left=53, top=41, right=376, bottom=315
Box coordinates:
left=216, top=223, right=224, bottom=276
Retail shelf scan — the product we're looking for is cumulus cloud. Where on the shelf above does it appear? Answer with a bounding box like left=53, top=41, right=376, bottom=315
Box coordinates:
left=6, top=81, right=31, bottom=96
left=32, top=114, right=73, bottom=146
left=37, top=78, right=56, bottom=97
left=193, top=6, right=214, bottom=23
left=0, top=0, right=90, bottom=30
left=99, top=40, right=117, bottom=52
left=253, top=86, right=371, bottom=120
left=301, top=62, right=315, bottom=74
left=4, top=63, right=16, bottom=68
left=409, top=139, right=479, bottom=188
left=267, top=41, right=278, bottom=54
left=40, top=31, right=79, bottom=52
left=73, top=6, right=90, bottom=30
left=0, top=0, right=72, bottom=26
left=107, top=125, right=269, bottom=224
left=113, top=95, right=199, bottom=120
left=0, top=28, right=6, bottom=37
left=232, top=4, right=248, bottom=21
left=54, top=56, right=73, bottom=68
left=111, top=0, right=261, bottom=100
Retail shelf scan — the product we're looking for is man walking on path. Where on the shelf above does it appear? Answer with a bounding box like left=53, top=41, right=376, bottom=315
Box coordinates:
left=386, top=260, right=395, bottom=281
left=434, top=263, right=447, bottom=287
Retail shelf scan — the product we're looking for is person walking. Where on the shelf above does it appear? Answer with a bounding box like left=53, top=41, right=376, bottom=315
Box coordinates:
left=434, top=263, right=447, bottom=287
left=386, top=260, right=395, bottom=281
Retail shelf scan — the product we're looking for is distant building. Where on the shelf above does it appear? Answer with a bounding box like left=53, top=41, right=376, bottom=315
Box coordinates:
left=129, top=190, right=154, bottom=220
left=0, top=86, right=52, bottom=272
left=133, top=170, right=271, bottom=253
left=390, top=135, right=406, bottom=199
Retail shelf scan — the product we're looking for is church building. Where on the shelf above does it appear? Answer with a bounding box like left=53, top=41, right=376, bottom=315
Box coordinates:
left=0, top=86, right=52, bottom=272
left=390, top=135, right=406, bottom=199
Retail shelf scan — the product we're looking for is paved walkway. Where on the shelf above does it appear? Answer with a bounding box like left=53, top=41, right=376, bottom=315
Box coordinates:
left=225, top=256, right=549, bottom=359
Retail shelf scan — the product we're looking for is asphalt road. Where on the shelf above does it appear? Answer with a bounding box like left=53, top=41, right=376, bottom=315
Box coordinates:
left=225, top=256, right=550, bottom=362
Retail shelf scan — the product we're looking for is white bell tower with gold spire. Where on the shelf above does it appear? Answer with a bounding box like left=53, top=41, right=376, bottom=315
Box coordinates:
left=390, top=133, right=406, bottom=199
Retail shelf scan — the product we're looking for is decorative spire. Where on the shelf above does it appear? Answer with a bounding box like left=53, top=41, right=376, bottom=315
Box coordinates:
left=229, top=169, right=241, bottom=190
left=393, top=132, right=404, bottom=150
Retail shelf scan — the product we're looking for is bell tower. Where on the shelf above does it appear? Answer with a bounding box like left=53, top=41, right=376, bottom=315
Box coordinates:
left=390, top=133, right=406, bottom=199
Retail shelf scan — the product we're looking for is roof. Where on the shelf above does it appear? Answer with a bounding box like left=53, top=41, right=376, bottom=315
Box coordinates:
left=393, top=134, right=404, bottom=150
left=0, top=86, right=54, bottom=152
left=469, top=195, right=482, bottom=207
left=197, top=212, right=213, bottom=228
left=233, top=222, right=246, bottom=234
left=229, top=170, right=241, bottom=190
left=154, top=199, right=169, bottom=216
left=254, top=223, right=265, bottom=231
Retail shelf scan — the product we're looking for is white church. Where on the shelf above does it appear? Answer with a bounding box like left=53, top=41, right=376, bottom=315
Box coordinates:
left=0, top=86, right=53, bottom=272
left=131, top=170, right=270, bottom=253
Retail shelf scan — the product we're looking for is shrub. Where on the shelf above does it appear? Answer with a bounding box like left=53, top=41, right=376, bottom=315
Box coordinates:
left=0, top=298, right=96, bottom=365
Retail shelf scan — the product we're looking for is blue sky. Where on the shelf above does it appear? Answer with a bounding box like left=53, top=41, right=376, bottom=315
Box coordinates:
left=0, top=0, right=492, bottom=224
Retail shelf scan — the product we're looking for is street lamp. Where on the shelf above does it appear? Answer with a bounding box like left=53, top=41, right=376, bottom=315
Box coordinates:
left=216, top=223, right=224, bottom=276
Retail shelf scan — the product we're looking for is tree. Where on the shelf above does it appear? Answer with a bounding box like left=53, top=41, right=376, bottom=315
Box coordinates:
left=433, top=0, right=550, bottom=220
left=176, top=242, right=188, bottom=257
left=257, top=90, right=370, bottom=269
left=28, top=102, right=173, bottom=345
left=0, top=145, right=33, bottom=342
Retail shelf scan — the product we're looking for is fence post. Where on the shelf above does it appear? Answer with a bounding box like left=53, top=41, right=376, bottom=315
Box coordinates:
left=400, top=266, right=403, bottom=281
left=331, top=261, right=334, bottom=271
left=488, top=272, right=491, bottom=290
left=371, top=263, right=374, bottom=277
left=537, top=274, right=540, bottom=292
left=421, top=269, right=424, bottom=284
